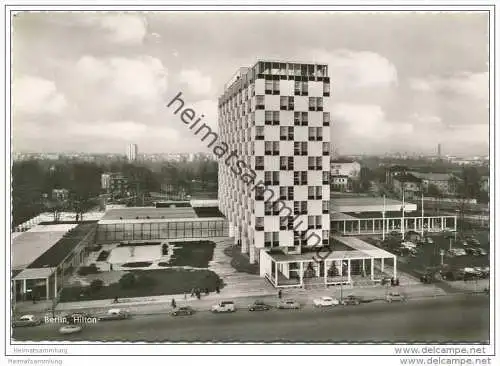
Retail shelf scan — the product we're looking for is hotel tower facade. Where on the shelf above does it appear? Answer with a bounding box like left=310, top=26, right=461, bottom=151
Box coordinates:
left=218, top=61, right=331, bottom=276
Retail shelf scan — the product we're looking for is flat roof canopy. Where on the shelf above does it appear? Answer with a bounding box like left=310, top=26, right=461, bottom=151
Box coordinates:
left=12, top=224, right=78, bottom=270
left=334, top=236, right=395, bottom=259
left=268, top=236, right=395, bottom=263
left=101, top=207, right=198, bottom=221
left=28, top=222, right=97, bottom=269
left=331, top=197, right=417, bottom=213
left=14, top=267, right=55, bottom=280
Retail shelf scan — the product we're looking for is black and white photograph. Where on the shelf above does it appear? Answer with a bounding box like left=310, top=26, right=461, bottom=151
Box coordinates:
left=2, top=1, right=497, bottom=364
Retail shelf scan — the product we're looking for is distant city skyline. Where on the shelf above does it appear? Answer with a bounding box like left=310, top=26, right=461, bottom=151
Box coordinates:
left=12, top=12, right=489, bottom=155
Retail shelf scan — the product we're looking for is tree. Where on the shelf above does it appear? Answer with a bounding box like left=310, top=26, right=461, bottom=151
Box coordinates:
left=119, top=273, right=137, bottom=289
left=426, top=183, right=441, bottom=198
left=89, top=279, right=104, bottom=293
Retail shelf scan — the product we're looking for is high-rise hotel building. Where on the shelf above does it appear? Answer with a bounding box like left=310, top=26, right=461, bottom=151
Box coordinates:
left=218, top=61, right=331, bottom=275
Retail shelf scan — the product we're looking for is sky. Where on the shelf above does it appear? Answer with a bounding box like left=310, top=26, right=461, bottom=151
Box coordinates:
left=12, top=11, right=489, bottom=156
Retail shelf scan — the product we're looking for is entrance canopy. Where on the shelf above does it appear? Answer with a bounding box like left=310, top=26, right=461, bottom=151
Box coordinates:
left=13, top=267, right=55, bottom=281
left=333, top=236, right=394, bottom=259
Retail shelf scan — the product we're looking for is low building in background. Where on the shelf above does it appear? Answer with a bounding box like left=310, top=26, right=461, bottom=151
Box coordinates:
left=409, top=171, right=460, bottom=196
left=330, top=159, right=361, bottom=193
left=480, top=175, right=489, bottom=193
left=101, top=173, right=129, bottom=197
left=392, top=174, right=422, bottom=200
left=51, top=188, right=69, bottom=201
left=385, top=165, right=409, bottom=186
left=331, top=175, right=352, bottom=192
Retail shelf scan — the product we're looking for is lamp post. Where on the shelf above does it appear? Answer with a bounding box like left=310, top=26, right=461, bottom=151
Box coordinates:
left=340, top=260, right=343, bottom=302
left=382, top=195, right=386, bottom=241
left=401, top=188, right=406, bottom=236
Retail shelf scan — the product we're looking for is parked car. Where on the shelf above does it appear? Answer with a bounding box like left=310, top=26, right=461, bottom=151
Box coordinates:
left=465, top=237, right=481, bottom=247
left=12, top=314, right=43, bottom=328
left=447, top=248, right=467, bottom=257
left=58, top=324, right=82, bottom=334
left=390, top=231, right=403, bottom=240
left=464, top=247, right=482, bottom=256
left=171, top=306, right=195, bottom=317
left=418, top=272, right=435, bottom=284
left=98, top=308, right=130, bottom=321
left=341, top=295, right=363, bottom=306
left=211, top=301, right=236, bottom=313
left=313, top=296, right=340, bottom=307
left=386, top=292, right=406, bottom=303
left=422, top=237, right=434, bottom=245
left=477, top=248, right=488, bottom=256
left=248, top=300, right=271, bottom=311
left=277, top=299, right=301, bottom=309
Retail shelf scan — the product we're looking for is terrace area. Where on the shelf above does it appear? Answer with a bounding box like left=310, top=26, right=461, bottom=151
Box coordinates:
left=261, top=236, right=397, bottom=289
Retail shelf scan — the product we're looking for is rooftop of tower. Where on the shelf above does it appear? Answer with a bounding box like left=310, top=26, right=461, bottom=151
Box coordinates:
left=220, top=60, right=330, bottom=103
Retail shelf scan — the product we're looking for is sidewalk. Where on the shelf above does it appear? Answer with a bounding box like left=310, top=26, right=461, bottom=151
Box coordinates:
left=16, top=280, right=467, bottom=318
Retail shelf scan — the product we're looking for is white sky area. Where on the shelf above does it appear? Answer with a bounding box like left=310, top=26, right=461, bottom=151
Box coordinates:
left=12, top=12, right=489, bottom=156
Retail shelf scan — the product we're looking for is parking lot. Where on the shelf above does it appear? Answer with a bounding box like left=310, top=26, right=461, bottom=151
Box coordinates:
left=366, top=229, right=490, bottom=281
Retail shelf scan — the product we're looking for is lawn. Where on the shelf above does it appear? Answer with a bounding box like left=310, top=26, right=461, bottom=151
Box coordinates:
left=59, top=268, right=224, bottom=302
left=223, top=245, right=259, bottom=275
left=167, top=240, right=215, bottom=268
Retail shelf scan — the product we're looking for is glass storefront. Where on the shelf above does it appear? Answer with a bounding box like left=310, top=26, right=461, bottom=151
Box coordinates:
left=96, top=220, right=228, bottom=242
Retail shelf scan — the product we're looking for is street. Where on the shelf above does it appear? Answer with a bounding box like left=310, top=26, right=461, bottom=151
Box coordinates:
left=12, top=294, right=489, bottom=343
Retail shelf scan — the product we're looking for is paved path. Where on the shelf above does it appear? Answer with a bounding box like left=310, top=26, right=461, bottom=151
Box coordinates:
left=12, top=294, right=490, bottom=343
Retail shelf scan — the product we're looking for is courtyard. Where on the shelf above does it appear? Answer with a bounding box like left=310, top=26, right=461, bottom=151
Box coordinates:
left=62, top=239, right=221, bottom=302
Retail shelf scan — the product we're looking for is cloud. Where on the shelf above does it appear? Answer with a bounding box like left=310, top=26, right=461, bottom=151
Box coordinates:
left=85, top=14, right=147, bottom=45
left=178, top=69, right=213, bottom=96
left=72, top=55, right=168, bottom=114
left=66, top=120, right=180, bottom=141
left=331, top=103, right=412, bottom=140
left=190, top=99, right=218, bottom=129
left=409, top=72, right=488, bottom=100
left=311, top=49, right=398, bottom=91
left=408, top=113, right=442, bottom=126
left=12, top=76, right=67, bottom=115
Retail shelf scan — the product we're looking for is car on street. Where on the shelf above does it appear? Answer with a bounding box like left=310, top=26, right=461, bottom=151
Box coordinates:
left=480, top=266, right=490, bottom=277
left=12, top=314, right=43, bottom=328
left=277, top=299, right=301, bottom=309
left=385, top=292, right=406, bottom=303
left=171, top=306, right=195, bottom=317
left=417, top=271, right=435, bottom=284
left=248, top=300, right=271, bottom=311
left=211, top=301, right=236, bottom=313
left=313, top=296, right=340, bottom=307
left=460, top=267, right=482, bottom=280
left=341, top=295, right=363, bottom=306
left=58, top=324, right=82, bottom=334
left=98, top=308, right=131, bottom=321
left=473, top=267, right=489, bottom=278
left=440, top=269, right=460, bottom=281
